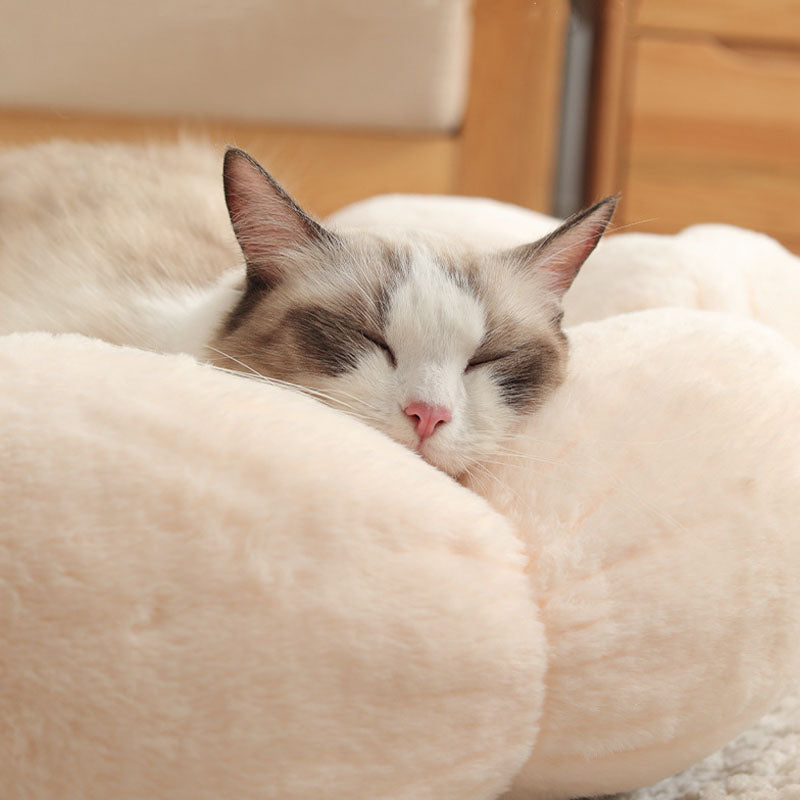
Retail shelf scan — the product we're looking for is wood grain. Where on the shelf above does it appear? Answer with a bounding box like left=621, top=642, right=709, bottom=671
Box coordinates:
left=636, top=0, right=800, bottom=46
left=631, top=36, right=800, bottom=127
left=457, top=0, right=569, bottom=213
left=625, top=37, right=800, bottom=251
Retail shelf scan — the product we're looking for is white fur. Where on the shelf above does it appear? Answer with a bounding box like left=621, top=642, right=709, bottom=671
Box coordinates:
left=358, top=244, right=498, bottom=475
left=0, top=143, right=589, bottom=479
left=0, top=139, right=241, bottom=352
left=0, top=144, right=555, bottom=477
left=316, top=235, right=573, bottom=477
left=143, top=270, right=242, bottom=356
left=388, top=245, right=485, bottom=407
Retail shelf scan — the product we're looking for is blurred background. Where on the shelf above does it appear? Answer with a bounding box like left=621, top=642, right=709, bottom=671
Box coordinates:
left=1, top=0, right=798, bottom=251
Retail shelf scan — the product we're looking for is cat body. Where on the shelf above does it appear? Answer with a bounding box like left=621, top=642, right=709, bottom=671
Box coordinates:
left=0, top=140, right=240, bottom=353
left=0, top=140, right=614, bottom=476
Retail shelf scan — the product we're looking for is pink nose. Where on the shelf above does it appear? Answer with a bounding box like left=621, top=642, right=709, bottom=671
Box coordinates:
left=404, top=402, right=452, bottom=441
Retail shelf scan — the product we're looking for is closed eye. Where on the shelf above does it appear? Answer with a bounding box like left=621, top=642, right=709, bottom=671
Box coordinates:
left=465, top=351, right=513, bottom=372
left=361, top=330, right=397, bottom=368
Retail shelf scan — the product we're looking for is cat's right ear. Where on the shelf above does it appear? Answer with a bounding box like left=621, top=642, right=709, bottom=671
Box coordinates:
left=506, top=196, right=617, bottom=298
left=223, top=147, right=334, bottom=288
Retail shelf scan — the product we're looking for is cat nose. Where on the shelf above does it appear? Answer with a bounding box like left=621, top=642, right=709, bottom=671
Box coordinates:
left=404, top=402, right=452, bottom=441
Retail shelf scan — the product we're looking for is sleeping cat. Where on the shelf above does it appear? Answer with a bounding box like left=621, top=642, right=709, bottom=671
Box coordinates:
left=209, top=149, right=615, bottom=476
left=0, top=141, right=615, bottom=477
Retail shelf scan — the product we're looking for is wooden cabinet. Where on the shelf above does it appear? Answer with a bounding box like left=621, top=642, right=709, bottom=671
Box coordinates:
left=591, top=0, right=800, bottom=252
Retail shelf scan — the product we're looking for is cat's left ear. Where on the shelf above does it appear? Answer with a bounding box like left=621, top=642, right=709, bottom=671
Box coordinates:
left=223, top=147, right=337, bottom=287
left=507, top=196, right=617, bottom=298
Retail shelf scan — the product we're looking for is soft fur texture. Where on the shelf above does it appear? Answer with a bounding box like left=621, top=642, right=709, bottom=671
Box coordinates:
left=483, top=310, right=800, bottom=798
left=625, top=689, right=800, bottom=800
left=0, top=333, right=544, bottom=800
left=2, top=142, right=800, bottom=799
left=2, top=311, right=799, bottom=800
left=0, top=139, right=238, bottom=352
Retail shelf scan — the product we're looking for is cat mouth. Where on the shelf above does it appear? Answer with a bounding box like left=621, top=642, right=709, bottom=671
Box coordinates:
left=415, top=437, right=465, bottom=478
left=384, top=414, right=465, bottom=476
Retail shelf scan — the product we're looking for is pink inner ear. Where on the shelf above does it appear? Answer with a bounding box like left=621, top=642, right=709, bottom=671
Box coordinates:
left=529, top=196, right=617, bottom=296
left=542, top=220, right=607, bottom=292
left=223, top=148, right=321, bottom=286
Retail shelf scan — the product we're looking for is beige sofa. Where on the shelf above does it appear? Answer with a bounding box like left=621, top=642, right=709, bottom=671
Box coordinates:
left=0, top=0, right=569, bottom=215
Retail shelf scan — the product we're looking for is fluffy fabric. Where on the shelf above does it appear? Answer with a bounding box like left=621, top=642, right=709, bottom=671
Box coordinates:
left=3, top=180, right=800, bottom=800
left=0, top=333, right=543, bottom=800
left=478, top=310, right=800, bottom=798
left=333, top=194, right=800, bottom=798
left=624, top=689, right=800, bottom=800
left=564, top=223, right=800, bottom=349
left=3, top=311, right=799, bottom=799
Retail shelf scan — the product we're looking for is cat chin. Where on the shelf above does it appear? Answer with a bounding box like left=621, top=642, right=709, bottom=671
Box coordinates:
left=367, top=406, right=495, bottom=478
left=423, top=457, right=466, bottom=479
left=365, top=415, right=468, bottom=477
left=363, top=416, right=470, bottom=477
left=416, top=439, right=475, bottom=479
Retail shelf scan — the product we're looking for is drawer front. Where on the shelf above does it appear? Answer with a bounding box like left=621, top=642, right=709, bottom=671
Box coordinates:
left=636, top=0, right=800, bottom=46
left=623, top=37, right=800, bottom=252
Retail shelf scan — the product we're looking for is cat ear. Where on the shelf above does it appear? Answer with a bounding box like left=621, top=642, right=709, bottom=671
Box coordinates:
left=223, top=147, right=335, bottom=287
left=507, top=196, right=617, bottom=297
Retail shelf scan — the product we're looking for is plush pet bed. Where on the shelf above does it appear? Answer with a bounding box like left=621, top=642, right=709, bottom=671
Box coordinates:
left=2, top=162, right=800, bottom=799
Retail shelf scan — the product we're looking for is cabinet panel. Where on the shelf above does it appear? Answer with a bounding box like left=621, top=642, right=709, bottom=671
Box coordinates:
left=623, top=37, right=800, bottom=251
left=636, top=0, right=800, bottom=45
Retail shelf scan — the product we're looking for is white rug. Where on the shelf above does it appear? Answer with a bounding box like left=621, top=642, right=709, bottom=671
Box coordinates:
left=616, top=687, right=800, bottom=800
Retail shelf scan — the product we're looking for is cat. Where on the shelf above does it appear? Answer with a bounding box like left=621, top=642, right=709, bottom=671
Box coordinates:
left=0, top=140, right=239, bottom=354
left=207, top=149, right=616, bottom=476
left=0, top=140, right=615, bottom=477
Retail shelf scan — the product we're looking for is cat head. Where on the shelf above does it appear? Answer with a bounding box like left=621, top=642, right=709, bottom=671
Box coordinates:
left=208, top=147, right=616, bottom=477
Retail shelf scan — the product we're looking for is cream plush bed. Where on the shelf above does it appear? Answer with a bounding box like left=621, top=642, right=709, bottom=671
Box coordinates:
left=2, top=151, right=800, bottom=800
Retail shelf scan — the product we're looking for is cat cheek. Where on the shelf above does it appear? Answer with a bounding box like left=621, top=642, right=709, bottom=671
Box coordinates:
left=488, top=342, right=565, bottom=413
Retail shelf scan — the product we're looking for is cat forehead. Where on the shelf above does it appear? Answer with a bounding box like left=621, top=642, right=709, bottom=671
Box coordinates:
left=384, top=244, right=485, bottom=345
left=280, top=232, right=554, bottom=343
left=290, top=232, right=485, bottom=324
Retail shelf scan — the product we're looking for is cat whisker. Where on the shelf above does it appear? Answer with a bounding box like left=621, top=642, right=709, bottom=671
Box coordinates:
left=605, top=216, right=659, bottom=235
left=205, top=345, right=266, bottom=379
left=536, top=218, right=649, bottom=273
left=489, top=446, right=563, bottom=467
left=247, top=373, right=383, bottom=415
left=207, top=355, right=380, bottom=418
left=206, top=342, right=386, bottom=415
left=302, top=382, right=383, bottom=413
left=283, top=386, right=376, bottom=417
